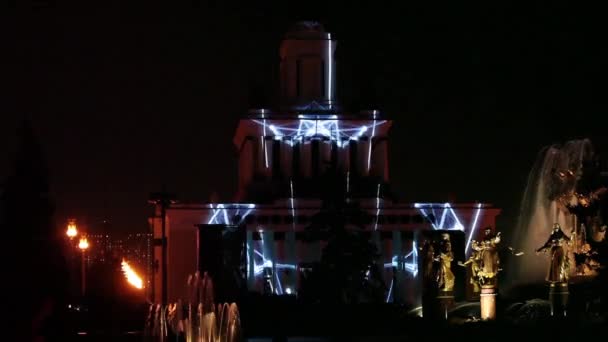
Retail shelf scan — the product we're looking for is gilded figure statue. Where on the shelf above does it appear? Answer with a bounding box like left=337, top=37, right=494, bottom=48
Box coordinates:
left=459, top=227, right=502, bottom=289
left=459, top=245, right=482, bottom=292
left=435, top=233, right=455, bottom=292
left=536, top=223, right=572, bottom=283
left=473, top=227, right=501, bottom=286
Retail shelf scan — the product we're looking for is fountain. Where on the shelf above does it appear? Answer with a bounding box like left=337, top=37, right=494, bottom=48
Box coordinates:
left=511, top=139, right=602, bottom=284
left=145, top=272, right=241, bottom=341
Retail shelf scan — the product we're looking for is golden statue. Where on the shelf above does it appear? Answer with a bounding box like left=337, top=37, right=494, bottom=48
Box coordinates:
left=473, top=227, right=501, bottom=286
left=536, top=223, right=572, bottom=283
left=459, top=246, right=482, bottom=293
left=459, top=227, right=502, bottom=290
left=435, top=233, right=455, bottom=292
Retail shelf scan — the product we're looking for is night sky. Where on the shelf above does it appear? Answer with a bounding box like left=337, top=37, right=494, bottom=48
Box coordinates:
left=4, top=2, right=605, bottom=233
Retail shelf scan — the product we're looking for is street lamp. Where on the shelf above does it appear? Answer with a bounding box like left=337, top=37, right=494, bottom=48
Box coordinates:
left=149, top=188, right=176, bottom=306
left=78, top=237, right=89, bottom=297
left=66, top=219, right=78, bottom=239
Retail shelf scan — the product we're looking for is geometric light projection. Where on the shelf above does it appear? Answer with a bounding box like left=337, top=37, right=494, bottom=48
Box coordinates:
left=204, top=202, right=485, bottom=296
left=252, top=116, right=387, bottom=148
left=248, top=239, right=419, bottom=297
left=206, top=203, right=256, bottom=225
left=246, top=239, right=296, bottom=296
left=415, top=202, right=483, bottom=255
left=384, top=240, right=418, bottom=277
left=384, top=240, right=418, bottom=303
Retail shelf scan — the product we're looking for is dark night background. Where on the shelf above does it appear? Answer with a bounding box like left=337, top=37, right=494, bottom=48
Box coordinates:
left=3, top=1, right=606, bottom=234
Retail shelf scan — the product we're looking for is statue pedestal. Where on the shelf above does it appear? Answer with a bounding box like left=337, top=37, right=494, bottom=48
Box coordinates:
left=549, top=282, right=569, bottom=317
left=480, top=285, right=497, bottom=320
left=422, top=290, right=454, bottom=320
left=436, top=290, right=455, bottom=320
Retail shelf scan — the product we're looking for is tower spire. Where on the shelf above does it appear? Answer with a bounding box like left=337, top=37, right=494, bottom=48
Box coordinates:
left=279, top=21, right=337, bottom=111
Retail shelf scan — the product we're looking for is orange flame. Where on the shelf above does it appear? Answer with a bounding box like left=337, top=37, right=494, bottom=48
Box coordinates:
left=121, top=259, right=143, bottom=289
left=78, top=237, right=89, bottom=250
left=66, top=221, right=78, bottom=238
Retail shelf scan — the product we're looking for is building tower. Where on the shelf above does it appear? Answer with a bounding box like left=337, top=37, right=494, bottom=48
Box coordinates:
left=234, top=22, right=391, bottom=202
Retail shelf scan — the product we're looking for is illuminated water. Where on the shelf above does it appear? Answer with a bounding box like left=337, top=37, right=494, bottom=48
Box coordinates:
left=511, top=139, right=594, bottom=283
left=146, top=272, right=241, bottom=341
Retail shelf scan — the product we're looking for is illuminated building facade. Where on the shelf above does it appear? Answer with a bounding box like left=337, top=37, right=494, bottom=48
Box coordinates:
left=150, top=22, right=500, bottom=304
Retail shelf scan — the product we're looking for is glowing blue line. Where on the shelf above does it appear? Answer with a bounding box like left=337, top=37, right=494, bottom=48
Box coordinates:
left=246, top=244, right=250, bottom=276
left=254, top=259, right=272, bottom=275
left=275, top=273, right=283, bottom=295
left=220, top=204, right=229, bottom=224
left=268, top=124, right=282, bottom=137
left=252, top=119, right=382, bottom=144
left=368, top=123, right=375, bottom=171
left=290, top=180, right=296, bottom=229
left=431, top=207, right=441, bottom=227
left=418, top=208, right=438, bottom=230
left=262, top=113, right=269, bottom=169
left=328, top=39, right=332, bottom=102
left=374, top=184, right=381, bottom=230
left=354, top=126, right=367, bottom=140
left=386, top=279, right=394, bottom=303
left=438, top=204, right=448, bottom=229
left=239, top=208, right=253, bottom=223
left=275, top=263, right=297, bottom=270
left=448, top=206, right=464, bottom=231
left=207, top=205, right=221, bottom=224
left=263, top=139, right=269, bottom=168
left=412, top=240, right=418, bottom=277
left=465, top=204, right=482, bottom=253
left=334, top=119, right=341, bottom=147
left=296, top=119, right=304, bottom=137
left=259, top=230, right=266, bottom=265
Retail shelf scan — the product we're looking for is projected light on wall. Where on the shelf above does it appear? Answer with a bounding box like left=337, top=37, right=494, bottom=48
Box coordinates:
left=384, top=240, right=418, bottom=277
left=252, top=117, right=387, bottom=147
left=206, top=203, right=256, bottom=225
left=415, top=202, right=483, bottom=254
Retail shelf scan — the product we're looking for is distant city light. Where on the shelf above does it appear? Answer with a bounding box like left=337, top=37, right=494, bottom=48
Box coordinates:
left=121, top=259, right=144, bottom=289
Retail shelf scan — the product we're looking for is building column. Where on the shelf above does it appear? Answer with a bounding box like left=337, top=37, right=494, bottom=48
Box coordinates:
left=358, top=136, right=371, bottom=177
left=280, top=137, right=293, bottom=179
left=286, top=231, right=297, bottom=294
left=247, top=231, right=255, bottom=289
left=371, top=138, right=389, bottom=182
left=392, top=231, right=403, bottom=304
left=300, top=139, right=312, bottom=178
left=319, top=137, right=332, bottom=174
left=262, top=231, right=276, bottom=294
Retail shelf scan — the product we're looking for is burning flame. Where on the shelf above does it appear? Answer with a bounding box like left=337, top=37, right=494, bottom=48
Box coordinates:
left=121, top=259, right=143, bottom=289
left=66, top=223, right=77, bottom=238
left=78, top=237, right=89, bottom=250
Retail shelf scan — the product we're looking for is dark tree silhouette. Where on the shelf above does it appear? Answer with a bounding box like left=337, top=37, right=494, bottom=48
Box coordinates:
left=300, top=165, right=386, bottom=304
left=1, top=120, right=68, bottom=340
